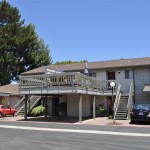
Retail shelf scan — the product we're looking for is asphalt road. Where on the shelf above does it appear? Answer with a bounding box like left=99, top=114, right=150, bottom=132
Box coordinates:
left=0, top=121, right=150, bottom=150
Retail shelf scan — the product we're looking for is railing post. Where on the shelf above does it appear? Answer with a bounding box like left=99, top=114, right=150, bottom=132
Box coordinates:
left=45, top=95, right=48, bottom=118
left=24, top=95, right=28, bottom=120
left=79, top=94, right=82, bottom=122
left=93, top=96, right=96, bottom=118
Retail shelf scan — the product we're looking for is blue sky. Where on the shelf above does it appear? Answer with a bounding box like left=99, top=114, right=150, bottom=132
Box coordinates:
left=6, top=0, right=150, bottom=63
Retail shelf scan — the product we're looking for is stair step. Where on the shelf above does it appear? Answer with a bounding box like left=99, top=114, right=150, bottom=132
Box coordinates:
left=116, top=113, right=127, bottom=115
left=15, top=95, right=42, bottom=116
left=115, top=118, right=127, bottom=120
left=117, top=111, right=127, bottom=113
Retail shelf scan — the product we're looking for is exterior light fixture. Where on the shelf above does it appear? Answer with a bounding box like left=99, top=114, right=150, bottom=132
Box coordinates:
left=110, top=81, right=116, bottom=118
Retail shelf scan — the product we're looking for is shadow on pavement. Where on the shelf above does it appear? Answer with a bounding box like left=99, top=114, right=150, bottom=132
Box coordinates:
left=17, top=116, right=91, bottom=123
left=129, top=121, right=150, bottom=126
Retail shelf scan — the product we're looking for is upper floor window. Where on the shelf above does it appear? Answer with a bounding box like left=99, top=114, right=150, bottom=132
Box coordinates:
left=89, top=72, right=96, bottom=77
left=125, top=70, right=132, bottom=79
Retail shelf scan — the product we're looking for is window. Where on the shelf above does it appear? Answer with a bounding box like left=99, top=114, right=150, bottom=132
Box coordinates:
left=1, top=105, right=6, bottom=109
left=125, top=70, right=132, bottom=79
left=89, top=72, right=97, bottom=77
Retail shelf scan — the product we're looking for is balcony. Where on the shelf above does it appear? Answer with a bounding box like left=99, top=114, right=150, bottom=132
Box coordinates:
left=19, top=72, right=119, bottom=96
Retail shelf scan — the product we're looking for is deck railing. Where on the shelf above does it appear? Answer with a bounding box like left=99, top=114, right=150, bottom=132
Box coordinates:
left=127, top=82, right=134, bottom=118
left=113, top=84, right=122, bottom=121
left=19, top=72, right=120, bottom=94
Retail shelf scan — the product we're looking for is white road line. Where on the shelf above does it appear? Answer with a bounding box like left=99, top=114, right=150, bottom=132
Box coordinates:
left=0, top=125, right=150, bottom=137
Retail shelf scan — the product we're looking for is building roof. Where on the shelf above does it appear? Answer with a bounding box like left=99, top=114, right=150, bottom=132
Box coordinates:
left=22, top=57, right=150, bottom=75
left=0, top=84, right=19, bottom=95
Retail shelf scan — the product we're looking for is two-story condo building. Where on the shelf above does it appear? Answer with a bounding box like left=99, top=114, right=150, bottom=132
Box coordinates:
left=18, top=57, right=150, bottom=121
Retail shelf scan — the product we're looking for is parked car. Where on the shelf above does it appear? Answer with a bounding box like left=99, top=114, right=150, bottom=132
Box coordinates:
left=0, top=105, right=16, bottom=117
left=130, top=103, right=150, bottom=123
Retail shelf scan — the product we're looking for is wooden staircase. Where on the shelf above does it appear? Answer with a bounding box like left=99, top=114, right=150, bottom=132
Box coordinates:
left=115, top=94, right=128, bottom=120
left=15, top=95, right=42, bottom=116
left=113, top=82, right=134, bottom=121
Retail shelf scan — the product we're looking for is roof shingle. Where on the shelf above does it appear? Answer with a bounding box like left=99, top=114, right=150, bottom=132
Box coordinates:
left=0, top=84, right=19, bottom=95
left=22, top=57, right=150, bottom=75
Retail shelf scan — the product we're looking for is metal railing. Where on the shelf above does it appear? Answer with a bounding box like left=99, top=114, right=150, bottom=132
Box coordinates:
left=15, top=95, right=41, bottom=116
left=14, top=95, right=25, bottom=111
left=113, top=84, right=122, bottom=121
left=19, top=72, right=120, bottom=94
left=127, top=82, right=134, bottom=118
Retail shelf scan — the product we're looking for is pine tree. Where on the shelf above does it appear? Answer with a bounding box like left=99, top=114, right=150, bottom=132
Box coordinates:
left=0, top=0, right=52, bottom=85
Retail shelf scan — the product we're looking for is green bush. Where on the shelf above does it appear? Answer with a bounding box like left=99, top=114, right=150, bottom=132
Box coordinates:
left=31, top=105, right=45, bottom=117
left=108, top=115, right=113, bottom=119
left=96, top=104, right=107, bottom=117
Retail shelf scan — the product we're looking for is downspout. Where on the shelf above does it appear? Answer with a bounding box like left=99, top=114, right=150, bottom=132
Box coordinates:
left=132, top=68, right=136, bottom=104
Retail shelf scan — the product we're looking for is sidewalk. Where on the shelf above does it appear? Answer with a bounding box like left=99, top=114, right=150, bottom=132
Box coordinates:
left=77, top=117, right=130, bottom=126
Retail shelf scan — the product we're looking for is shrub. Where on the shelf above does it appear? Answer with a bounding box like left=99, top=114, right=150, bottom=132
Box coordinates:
left=96, top=104, right=107, bottom=117
left=108, top=115, right=113, bottom=119
left=31, top=105, right=45, bottom=117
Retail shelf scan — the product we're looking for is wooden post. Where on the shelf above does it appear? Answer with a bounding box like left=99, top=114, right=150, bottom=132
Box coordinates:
left=28, top=96, right=30, bottom=116
left=93, top=96, right=96, bottom=118
left=24, top=95, right=28, bottom=120
left=45, top=95, right=48, bottom=118
left=79, top=94, right=82, bottom=122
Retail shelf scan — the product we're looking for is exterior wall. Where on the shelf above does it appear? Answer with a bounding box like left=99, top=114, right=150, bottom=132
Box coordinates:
left=67, top=94, right=92, bottom=117
left=9, top=96, right=20, bottom=108
left=67, top=94, right=107, bottom=117
left=0, top=95, right=20, bottom=108
left=115, top=68, right=133, bottom=93
left=134, top=67, right=150, bottom=103
left=94, top=70, right=107, bottom=80
left=91, top=68, right=133, bottom=93
left=47, top=97, right=52, bottom=116
left=59, top=95, right=67, bottom=116
left=95, top=96, right=107, bottom=109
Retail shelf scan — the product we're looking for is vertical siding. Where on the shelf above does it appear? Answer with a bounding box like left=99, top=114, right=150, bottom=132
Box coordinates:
left=115, top=68, right=133, bottom=93
left=95, top=96, right=107, bottom=109
left=134, top=67, right=150, bottom=103
left=47, top=97, right=52, bottom=115
left=59, top=95, right=67, bottom=116
left=96, top=70, right=107, bottom=80
left=67, top=94, right=92, bottom=117
left=9, top=96, right=20, bottom=108
left=95, top=68, right=133, bottom=93
left=67, top=94, right=79, bottom=117
left=67, top=94, right=107, bottom=117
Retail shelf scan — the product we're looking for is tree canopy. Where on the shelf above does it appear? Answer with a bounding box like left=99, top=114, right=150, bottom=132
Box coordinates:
left=0, top=0, right=52, bottom=85
left=54, top=60, right=86, bottom=65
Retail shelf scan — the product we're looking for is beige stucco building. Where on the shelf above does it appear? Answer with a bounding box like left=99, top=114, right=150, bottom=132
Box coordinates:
left=18, top=57, right=150, bottom=121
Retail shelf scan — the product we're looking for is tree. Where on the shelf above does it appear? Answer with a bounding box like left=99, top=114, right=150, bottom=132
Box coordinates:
left=54, top=60, right=86, bottom=65
left=0, top=0, right=52, bottom=85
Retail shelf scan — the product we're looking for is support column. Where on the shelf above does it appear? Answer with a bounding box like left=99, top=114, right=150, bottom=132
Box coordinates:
left=28, top=96, right=30, bottom=116
left=79, top=94, right=82, bottom=122
left=93, top=96, right=96, bottom=118
left=45, top=95, right=48, bottom=118
left=24, top=95, right=28, bottom=120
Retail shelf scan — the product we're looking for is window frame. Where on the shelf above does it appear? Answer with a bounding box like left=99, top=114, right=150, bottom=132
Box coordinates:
left=125, top=70, right=132, bottom=79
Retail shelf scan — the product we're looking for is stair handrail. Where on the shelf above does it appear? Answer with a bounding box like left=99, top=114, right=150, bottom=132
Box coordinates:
left=15, top=95, right=42, bottom=116
left=27, top=96, right=42, bottom=114
left=127, top=82, right=134, bottom=118
left=15, top=103, right=25, bottom=116
left=113, top=83, right=121, bottom=121
left=14, top=95, right=33, bottom=116
left=14, top=95, right=25, bottom=110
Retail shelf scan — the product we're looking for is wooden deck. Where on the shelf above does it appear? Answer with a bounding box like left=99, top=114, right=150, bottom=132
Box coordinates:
left=19, top=72, right=119, bottom=96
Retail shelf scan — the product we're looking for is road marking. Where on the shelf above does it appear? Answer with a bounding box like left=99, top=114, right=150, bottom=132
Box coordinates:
left=0, top=125, right=150, bottom=137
